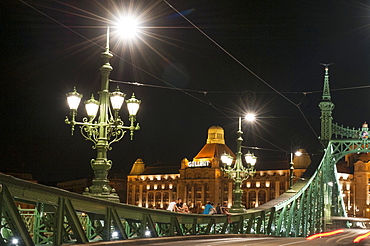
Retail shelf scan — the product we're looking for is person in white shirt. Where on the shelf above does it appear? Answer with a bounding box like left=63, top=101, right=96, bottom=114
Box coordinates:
left=166, top=199, right=177, bottom=211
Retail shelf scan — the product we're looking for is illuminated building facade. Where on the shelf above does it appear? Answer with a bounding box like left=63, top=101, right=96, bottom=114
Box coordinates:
left=127, top=126, right=309, bottom=211
left=337, top=152, right=370, bottom=218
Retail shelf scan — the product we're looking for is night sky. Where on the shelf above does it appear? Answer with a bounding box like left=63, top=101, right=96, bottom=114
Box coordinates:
left=2, top=0, right=370, bottom=184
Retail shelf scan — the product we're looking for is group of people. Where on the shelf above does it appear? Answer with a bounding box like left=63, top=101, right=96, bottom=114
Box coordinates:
left=166, top=198, right=190, bottom=213
left=203, top=202, right=230, bottom=215
left=166, top=199, right=231, bottom=222
left=204, top=202, right=232, bottom=223
left=166, top=199, right=230, bottom=216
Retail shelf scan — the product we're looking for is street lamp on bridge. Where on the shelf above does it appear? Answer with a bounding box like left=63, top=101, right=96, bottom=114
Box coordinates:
left=289, top=150, right=302, bottom=191
left=65, top=23, right=141, bottom=202
left=221, top=115, right=257, bottom=213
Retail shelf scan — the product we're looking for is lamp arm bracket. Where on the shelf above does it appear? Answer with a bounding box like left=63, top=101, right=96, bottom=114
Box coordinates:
left=65, top=117, right=74, bottom=134
left=80, top=124, right=99, bottom=148
left=113, top=122, right=140, bottom=130
left=134, top=123, right=140, bottom=131
left=68, top=120, right=99, bottom=127
left=65, top=116, right=72, bottom=125
left=115, top=125, right=132, bottom=130
left=107, top=129, right=126, bottom=150
left=108, top=117, right=124, bottom=125
left=68, top=117, right=136, bottom=150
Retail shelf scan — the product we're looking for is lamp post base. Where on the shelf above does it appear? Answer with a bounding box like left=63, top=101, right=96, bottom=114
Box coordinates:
left=83, top=190, right=120, bottom=202
left=83, top=186, right=120, bottom=203
left=229, top=207, right=246, bottom=213
left=230, top=189, right=245, bottom=213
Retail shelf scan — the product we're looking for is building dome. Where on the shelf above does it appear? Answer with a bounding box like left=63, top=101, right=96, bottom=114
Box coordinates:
left=209, top=126, right=223, bottom=130
left=206, top=126, right=225, bottom=144
left=129, top=158, right=146, bottom=175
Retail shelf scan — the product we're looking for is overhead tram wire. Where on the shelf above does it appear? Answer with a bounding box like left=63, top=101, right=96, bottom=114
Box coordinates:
left=163, top=0, right=296, bottom=105
left=20, top=0, right=304, bottom=157
left=19, top=1, right=226, bottom=115
left=112, top=79, right=370, bottom=94
left=24, top=0, right=362, bottom=153
left=163, top=0, right=326, bottom=148
left=33, top=0, right=111, bottom=24
left=243, top=146, right=288, bottom=152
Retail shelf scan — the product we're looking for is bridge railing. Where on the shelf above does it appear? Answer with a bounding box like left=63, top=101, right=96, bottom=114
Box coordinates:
left=0, top=141, right=347, bottom=245
left=1, top=173, right=272, bottom=245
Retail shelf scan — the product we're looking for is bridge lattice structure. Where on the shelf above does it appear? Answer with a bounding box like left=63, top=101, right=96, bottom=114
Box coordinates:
left=1, top=67, right=366, bottom=245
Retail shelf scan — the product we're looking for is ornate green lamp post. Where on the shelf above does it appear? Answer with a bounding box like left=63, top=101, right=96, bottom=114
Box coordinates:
left=65, top=27, right=141, bottom=202
left=221, top=116, right=257, bottom=213
left=289, top=150, right=302, bottom=190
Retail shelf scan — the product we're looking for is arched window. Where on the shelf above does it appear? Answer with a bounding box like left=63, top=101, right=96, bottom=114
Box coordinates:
left=148, top=192, right=154, bottom=204
left=258, top=190, right=266, bottom=205
left=163, top=192, right=169, bottom=204
left=280, top=182, right=285, bottom=191
left=135, top=192, right=139, bottom=203
left=248, top=191, right=256, bottom=208
left=155, top=192, right=161, bottom=205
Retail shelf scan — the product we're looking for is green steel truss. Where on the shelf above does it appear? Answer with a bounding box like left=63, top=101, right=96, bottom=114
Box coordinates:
left=0, top=137, right=358, bottom=245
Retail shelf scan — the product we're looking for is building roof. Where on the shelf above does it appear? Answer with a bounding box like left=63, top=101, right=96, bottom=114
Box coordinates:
left=336, top=162, right=351, bottom=173
left=140, top=162, right=180, bottom=175
left=193, top=143, right=235, bottom=160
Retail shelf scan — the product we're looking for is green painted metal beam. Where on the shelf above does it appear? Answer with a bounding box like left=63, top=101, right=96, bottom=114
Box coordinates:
left=64, top=198, right=89, bottom=243
left=111, top=208, right=128, bottom=239
left=0, top=184, right=34, bottom=246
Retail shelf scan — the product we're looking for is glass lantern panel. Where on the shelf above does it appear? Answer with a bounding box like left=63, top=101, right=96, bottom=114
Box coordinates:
left=221, top=153, right=233, bottom=166
left=110, top=94, right=125, bottom=110
left=85, top=102, right=99, bottom=117
left=250, top=156, right=257, bottom=166
left=67, top=95, right=82, bottom=110
left=245, top=152, right=253, bottom=163
left=127, top=102, right=139, bottom=116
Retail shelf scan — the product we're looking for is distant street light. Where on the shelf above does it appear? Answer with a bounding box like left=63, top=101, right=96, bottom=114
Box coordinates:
left=289, top=150, right=302, bottom=190
left=65, top=26, right=141, bottom=202
left=245, top=113, right=255, bottom=122
left=221, top=117, right=257, bottom=213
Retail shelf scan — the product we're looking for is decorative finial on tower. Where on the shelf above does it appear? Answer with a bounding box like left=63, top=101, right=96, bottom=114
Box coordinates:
left=319, top=63, right=334, bottom=101
left=318, top=63, right=335, bottom=145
